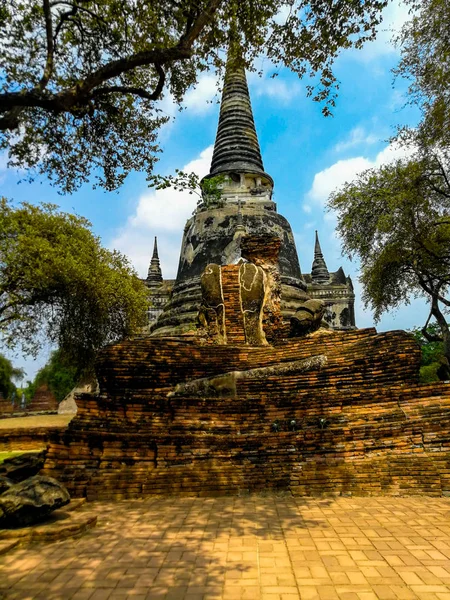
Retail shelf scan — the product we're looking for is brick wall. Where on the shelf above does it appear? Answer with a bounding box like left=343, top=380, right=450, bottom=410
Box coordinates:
left=0, top=395, right=14, bottom=415
left=26, top=384, right=58, bottom=413
left=0, top=427, right=64, bottom=452
left=41, top=328, right=450, bottom=500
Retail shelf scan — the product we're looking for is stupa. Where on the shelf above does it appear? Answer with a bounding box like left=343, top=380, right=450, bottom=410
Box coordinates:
left=148, top=50, right=355, bottom=336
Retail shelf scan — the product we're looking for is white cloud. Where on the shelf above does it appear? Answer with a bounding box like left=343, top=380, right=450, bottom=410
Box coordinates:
left=307, top=156, right=372, bottom=207
left=375, top=141, right=415, bottom=164
left=183, top=74, right=219, bottom=114
left=333, top=127, right=379, bottom=152
left=306, top=140, right=414, bottom=207
left=0, top=150, right=27, bottom=181
left=155, top=73, right=219, bottom=133
left=248, top=69, right=301, bottom=104
left=111, top=146, right=213, bottom=279
left=254, top=77, right=301, bottom=103
left=158, top=91, right=178, bottom=120
left=273, top=4, right=291, bottom=26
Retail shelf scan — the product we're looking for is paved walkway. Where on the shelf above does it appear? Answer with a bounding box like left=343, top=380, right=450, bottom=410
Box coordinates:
left=2, top=496, right=450, bottom=600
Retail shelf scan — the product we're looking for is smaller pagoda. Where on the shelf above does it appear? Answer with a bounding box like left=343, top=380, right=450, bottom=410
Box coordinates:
left=303, top=231, right=355, bottom=329
left=144, top=237, right=174, bottom=326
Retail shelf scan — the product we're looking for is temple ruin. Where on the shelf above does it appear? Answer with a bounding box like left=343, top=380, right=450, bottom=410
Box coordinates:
left=41, top=50, right=450, bottom=500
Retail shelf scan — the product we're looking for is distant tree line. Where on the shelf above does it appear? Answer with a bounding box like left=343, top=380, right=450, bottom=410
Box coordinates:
left=0, top=354, right=23, bottom=400
left=0, top=350, right=78, bottom=404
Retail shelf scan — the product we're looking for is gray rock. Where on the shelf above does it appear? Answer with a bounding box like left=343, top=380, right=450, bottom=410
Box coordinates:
left=0, top=451, right=46, bottom=483
left=57, top=394, right=78, bottom=414
left=0, top=475, right=70, bottom=528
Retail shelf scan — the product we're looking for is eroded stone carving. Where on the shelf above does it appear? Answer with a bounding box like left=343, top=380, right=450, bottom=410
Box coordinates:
left=240, top=235, right=284, bottom=342
left=169, top=355, right=327, bottom=398
left=239, top=262, right=267, bottom=346
left=290, top=299, right=326, bottom=337
left=198, top=263, right=226, bottom=343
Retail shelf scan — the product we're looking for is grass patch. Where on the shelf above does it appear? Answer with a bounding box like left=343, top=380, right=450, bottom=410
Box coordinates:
left=0, top=450, right=41, bottom=464
left=0, top=449, right=45, bottom=464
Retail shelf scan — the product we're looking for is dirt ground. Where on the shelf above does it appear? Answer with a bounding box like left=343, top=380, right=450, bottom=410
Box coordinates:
left=0, top=414, right=73, bottom=430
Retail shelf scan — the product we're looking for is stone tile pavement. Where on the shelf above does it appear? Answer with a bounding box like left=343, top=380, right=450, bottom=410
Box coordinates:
left=2, top=495, right=450, bottom=600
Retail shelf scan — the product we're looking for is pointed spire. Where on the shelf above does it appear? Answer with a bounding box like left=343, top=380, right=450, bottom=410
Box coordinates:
left=209, top=48, right=271, bottom=182
left=152, top=236, right=159, bottom=259
left=311, top=231, right=330, bottom=284
left=146, top=236, right=163, bottom=286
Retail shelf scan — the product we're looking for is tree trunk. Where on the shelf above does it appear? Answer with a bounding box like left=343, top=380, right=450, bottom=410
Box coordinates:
left=431, top=296, right=450, bottom=380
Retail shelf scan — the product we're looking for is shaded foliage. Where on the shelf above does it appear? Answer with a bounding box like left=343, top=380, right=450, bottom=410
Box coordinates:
left=395, top=0, right=450, bottom=150
left=328, top=0, right=450, bottom=376
left=409, top=324, right=446, bottom=382
left=26, top=350, right=78, bottom=403
left=0, top=354, right=23, bottom=399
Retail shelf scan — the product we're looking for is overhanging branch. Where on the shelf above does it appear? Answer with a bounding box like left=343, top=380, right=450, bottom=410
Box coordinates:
left=0, top=0, right=223, bottom=131
left=91, top=65, right=165, bottom=102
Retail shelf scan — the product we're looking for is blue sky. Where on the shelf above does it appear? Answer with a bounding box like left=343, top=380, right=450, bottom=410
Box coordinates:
left=1, top=0, right=428, bottom=381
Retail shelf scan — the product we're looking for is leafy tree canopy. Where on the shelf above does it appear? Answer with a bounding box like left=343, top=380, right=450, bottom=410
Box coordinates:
left=0, top=0, right=387, bottom=192
left=151, top=170, right=225, bottom=209
left=395, top=0, right=450, bottom=150
left=0, top=353, right=23, bottom=399
left=0, top=199, right=149, bottom=370
left=328, top=153, right=450, bottom=362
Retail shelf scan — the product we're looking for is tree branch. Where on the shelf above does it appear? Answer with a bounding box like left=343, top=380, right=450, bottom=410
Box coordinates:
left=53, top=4, right=78, bottom=48
left=53, top=1, right=107, bottom=24
left=421, top=319, right=442, bottom=342
left=433, top=153, right=450, bottom=192
left=178, top=0, right=223, bottom=50
left=60, top=0, right=223, bottom=97
left=0, top=0, right=223, bottom=131
left=91, top=65, right=165, bottom=102
left=0, top=91, right=61, bottom=112
left=426, top=178, right=450, bottom=199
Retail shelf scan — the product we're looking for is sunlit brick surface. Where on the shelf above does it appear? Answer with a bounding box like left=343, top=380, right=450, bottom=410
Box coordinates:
left=3, top=496, right=450, bottom=599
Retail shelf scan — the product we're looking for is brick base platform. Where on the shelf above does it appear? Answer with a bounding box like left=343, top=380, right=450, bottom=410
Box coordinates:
left=41, top=328, right=450, bottom=500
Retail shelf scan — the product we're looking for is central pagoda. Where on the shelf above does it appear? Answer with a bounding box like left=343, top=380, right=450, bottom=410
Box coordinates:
left=152, top=51, right=309, bottom=336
